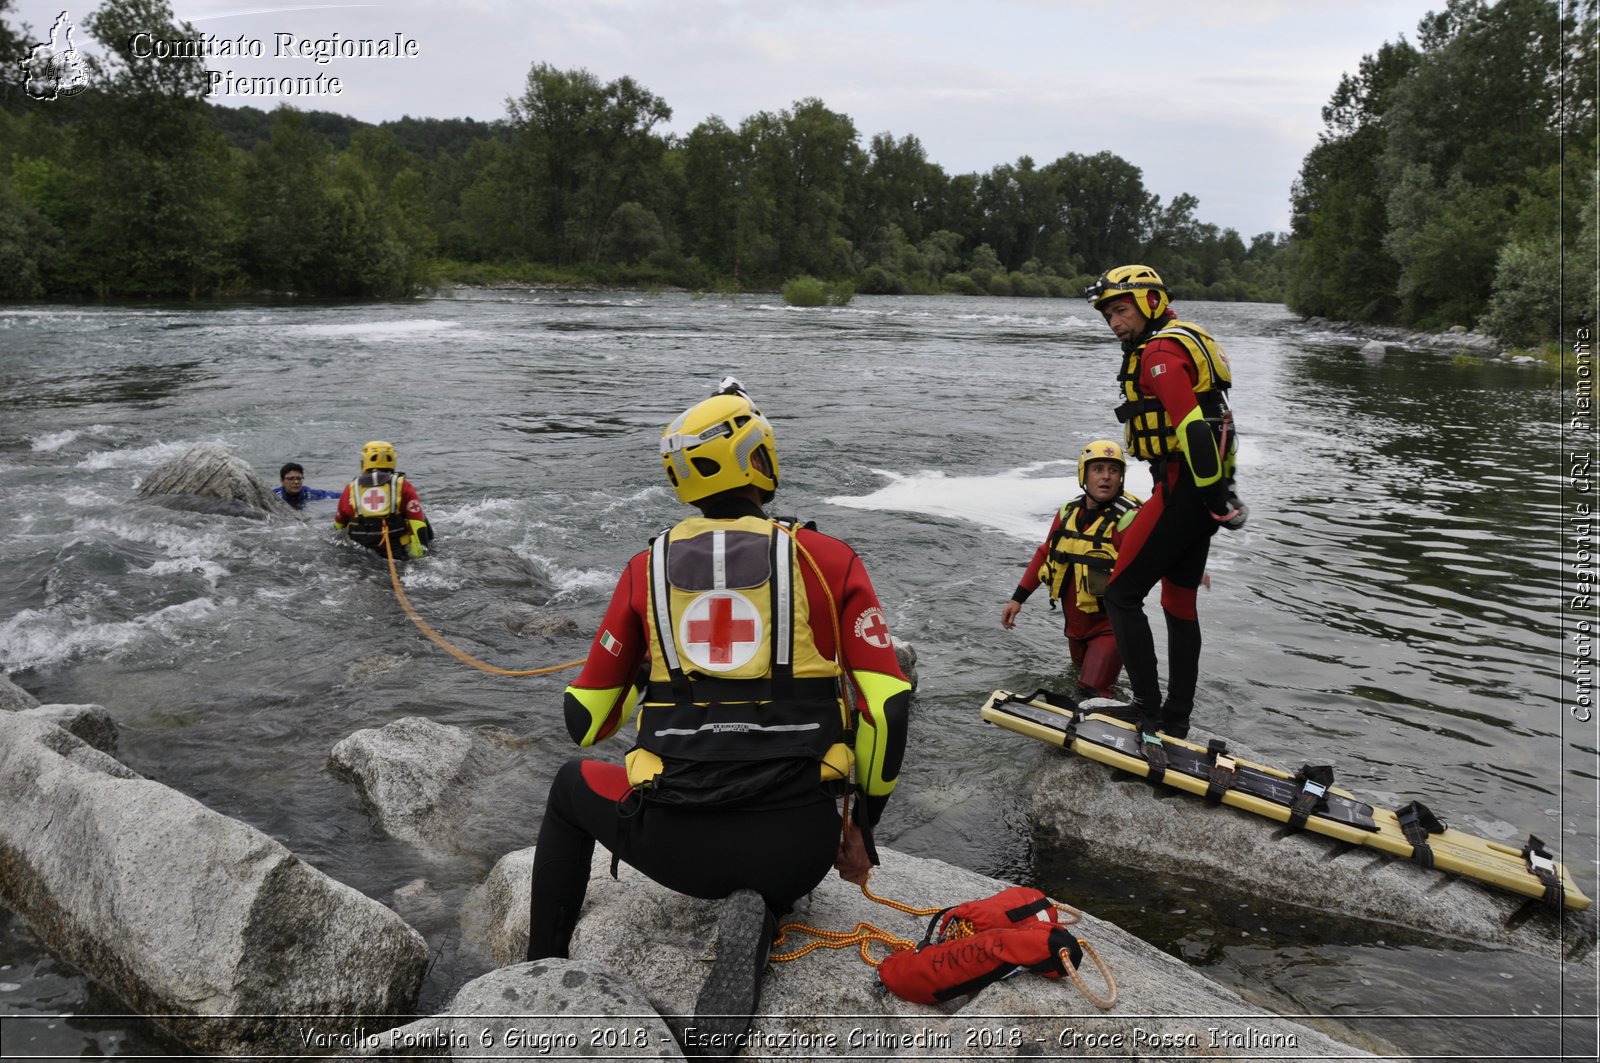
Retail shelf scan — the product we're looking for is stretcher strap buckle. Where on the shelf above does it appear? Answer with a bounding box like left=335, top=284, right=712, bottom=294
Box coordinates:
left=1521, top=835, right=1564, bottom=910
left=1140, top=733, right=1167, bottom=786
left=1205, top=752, right=1237, bottom=806
left=1286, top=778, right=1327, bottom=833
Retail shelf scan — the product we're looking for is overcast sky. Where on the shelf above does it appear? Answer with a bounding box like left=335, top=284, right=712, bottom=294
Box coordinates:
left=11, top=0, right=1448, bottom=237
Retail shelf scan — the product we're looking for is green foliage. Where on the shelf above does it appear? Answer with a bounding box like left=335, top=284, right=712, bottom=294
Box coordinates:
left=1, top=19, right=1294, bottom=303
left=782, top=275, right=826, bottom=306
left=0, top=169, right=61, bottom=297
left=602, top=201, right=666, bottom=265
left=941, top=272, right=983, bottom=296
left=781, top=275, right=853, bottom=306
left=505, top=63, right=672, bottom=267
left=1481, top=194, right=1598, bottom=346
left=1287, top=0, right=1584, bottom=333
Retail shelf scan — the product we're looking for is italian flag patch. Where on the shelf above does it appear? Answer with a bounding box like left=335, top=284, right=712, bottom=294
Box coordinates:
left=598, top=630, right=621, bottom=656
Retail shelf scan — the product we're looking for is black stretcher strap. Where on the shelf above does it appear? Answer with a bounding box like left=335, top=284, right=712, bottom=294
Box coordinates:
left=1069, top=718, right=1379, bottom=832
left=1522, top=835, right=1565, bottom=912
left=1395, top=800, right=1445, bottom=869
left=1141, top=733, right=1168, bottom=786
left=1286, top=766, right=1335, bottom=833
left=1204, top=738, right=1235, bottom=805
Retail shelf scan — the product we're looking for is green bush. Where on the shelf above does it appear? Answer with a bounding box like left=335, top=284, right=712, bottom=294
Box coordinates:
left=858, top=265, right=905, bottom=295
left=782, top=275, right=827, bottom=306
left=1041, top=275, right=1074, bottom=298
left=1010, top=272, right=1050, bottom=298
left=823, top=279, right=855, bottom=306
left=986, top=274, right=1013, bottom=297
left=942, top=272, right=983, bottom=296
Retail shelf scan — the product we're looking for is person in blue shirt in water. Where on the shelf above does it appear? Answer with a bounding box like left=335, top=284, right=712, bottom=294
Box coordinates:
left=273, top=462, right=340, bottom=509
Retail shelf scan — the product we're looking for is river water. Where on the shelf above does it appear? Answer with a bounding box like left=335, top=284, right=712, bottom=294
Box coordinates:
left=0, top=291, right=1593, bottom=1059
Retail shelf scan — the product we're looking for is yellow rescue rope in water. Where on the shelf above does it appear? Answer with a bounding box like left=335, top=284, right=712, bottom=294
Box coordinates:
left=380, top=525, right=586, bottom=678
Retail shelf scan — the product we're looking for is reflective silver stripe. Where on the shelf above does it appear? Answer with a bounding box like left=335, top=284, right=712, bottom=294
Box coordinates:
left=650, top=534, right=683, bottom=674
left=712, top=530, right=726, bottom=589
left=653, top=722, right=822, bottom=737
left=774, top=524, right=793, bottom=668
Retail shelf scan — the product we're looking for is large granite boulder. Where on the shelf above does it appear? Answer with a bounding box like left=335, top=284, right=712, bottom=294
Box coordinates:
left=1030, top=742, right=1597, bottom=960
left=0, top=673, right=40, bottom=712
left=329, top=716, right=544, bottom=860
left=0, top=712, right=429, bottom=1056
left=459, top=845, right=1401, bottom=1059
left=14, top=703, right=118, bottom=755
left=362, top=960, right=683, bottom=1059
left=134, top=442, right=295, bottom=517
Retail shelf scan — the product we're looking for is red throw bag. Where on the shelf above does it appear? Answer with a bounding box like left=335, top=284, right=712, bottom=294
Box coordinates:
left=877, top=921, right=1083, bottom=1004
left=925, top=885, right=1064, bottom=941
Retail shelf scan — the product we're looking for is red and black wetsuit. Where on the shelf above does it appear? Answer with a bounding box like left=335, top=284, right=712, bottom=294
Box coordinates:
left=1010, top=498, right=1131, bottom=699
left=1104, top=310, right=1236, bottom=737
left=526, top=496, right=910, bottom=961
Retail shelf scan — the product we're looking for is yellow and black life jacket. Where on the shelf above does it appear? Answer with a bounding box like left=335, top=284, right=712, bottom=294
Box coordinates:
left=1115, top=320, right=1233, bottom=462
left=1037, top=494, right=1142, bottom=613
left=630, top=515, right=853, bottom=797
left=345, top=470, right=410, bottom=550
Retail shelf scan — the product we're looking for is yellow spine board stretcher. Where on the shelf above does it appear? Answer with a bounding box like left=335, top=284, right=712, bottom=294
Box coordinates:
left=980, top=689, right=1592, bottom=912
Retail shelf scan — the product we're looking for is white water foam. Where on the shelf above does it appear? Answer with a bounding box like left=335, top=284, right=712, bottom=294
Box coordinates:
left=828, top=460, right=1154, bottom=542
left=78, top=439, right=205, bottom=471
left=59, top=515, right=244, bottom=596
left=0, top=597, right=219, bottom=671
left=287, top=319, right=462, bottom=341
left=31, top=428, right=90, bottom=452
left=540, top=561, right=617, bottom=603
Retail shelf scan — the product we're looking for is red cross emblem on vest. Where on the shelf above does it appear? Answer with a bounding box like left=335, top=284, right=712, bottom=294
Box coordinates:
left=679, top=591, right=763, bottom=671
left=362, top=486, right=389, bottom=512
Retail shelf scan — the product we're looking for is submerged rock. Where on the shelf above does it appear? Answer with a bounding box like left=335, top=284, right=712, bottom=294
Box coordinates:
left=458, top=845, right=1400, bottom=1059
left=0, top=712, right=429, bottom=1057
left=134, top=442, right=294, bottom=517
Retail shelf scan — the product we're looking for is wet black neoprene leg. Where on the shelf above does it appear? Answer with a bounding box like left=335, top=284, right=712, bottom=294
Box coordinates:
left=1104, top=587, right=1161, bottom=726
left=526, top=761, right=599, bottom=960
left=1161, top=610, right=1202, bottom=738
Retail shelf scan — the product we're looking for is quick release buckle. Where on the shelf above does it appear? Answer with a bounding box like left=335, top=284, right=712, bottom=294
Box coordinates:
left=1204, top=750, right=1237, bottom=806
left=1285, top=775, right=1328, bottom=834
left=1527, top=849, right=1556, bottom=875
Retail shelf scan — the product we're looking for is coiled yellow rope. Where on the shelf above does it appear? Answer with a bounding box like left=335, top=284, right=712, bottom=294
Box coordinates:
left=381, top=526, right=586, bottom=678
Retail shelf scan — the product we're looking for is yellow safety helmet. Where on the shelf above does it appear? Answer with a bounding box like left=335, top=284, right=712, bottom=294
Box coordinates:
left=360, top=440, right=397, bottom=472
left=1077, top=438, right=1126, bottom=488
left=1085, top=264, right=1169, bottom=320
left=660, top=382, right=779, bottom=504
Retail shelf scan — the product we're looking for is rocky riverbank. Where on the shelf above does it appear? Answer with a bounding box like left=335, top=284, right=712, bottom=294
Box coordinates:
left=1, top=670, right=1408, bottom=1059
left=1289, top=316, right=1544, bottom=363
